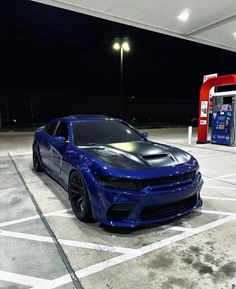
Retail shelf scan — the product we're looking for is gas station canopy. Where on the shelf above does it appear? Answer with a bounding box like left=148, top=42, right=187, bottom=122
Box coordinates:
left=31, top=0, right=236, bottom=52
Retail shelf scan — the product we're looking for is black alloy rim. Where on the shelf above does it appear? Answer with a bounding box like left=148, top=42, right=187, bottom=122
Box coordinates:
left=70, top=174, right=86, bottom=213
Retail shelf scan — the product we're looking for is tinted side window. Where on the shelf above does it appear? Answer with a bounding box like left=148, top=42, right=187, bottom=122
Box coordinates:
left=45, top=121, right=58, bottom=136
left=55, top=122, right=69, bottom=140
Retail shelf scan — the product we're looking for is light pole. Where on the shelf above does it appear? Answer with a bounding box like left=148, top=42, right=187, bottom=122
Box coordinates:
left=113, top=38, right=130, bottom=119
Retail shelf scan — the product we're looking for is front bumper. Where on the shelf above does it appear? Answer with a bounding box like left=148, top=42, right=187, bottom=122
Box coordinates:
left=94, top=173, right=203, bottom=227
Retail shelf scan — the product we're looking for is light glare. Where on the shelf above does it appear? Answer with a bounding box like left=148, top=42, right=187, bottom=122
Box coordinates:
left=178, top=10, right=190, bottom=22
left=233, top=32, right=236, bottom=37
left=122, top=42, right=130, bottom=52
left=113, top=43, right=120, bottom=50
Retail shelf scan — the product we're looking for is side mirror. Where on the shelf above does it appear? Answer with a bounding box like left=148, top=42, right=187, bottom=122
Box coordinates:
left=52, top=136, right=67, bottom=145
left=140, top=131, right=148, bottom=139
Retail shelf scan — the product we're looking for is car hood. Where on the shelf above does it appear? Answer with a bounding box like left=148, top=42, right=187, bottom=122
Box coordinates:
left=79, top=141, right=192, bottom=170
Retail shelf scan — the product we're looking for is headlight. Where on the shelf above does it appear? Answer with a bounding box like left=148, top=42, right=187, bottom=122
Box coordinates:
left=97, top=175, right=140, bottom=190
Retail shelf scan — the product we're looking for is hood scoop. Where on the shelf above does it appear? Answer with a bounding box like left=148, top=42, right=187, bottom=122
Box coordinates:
left=142, top=153, right=177, bottom=167
left=142, top=154, right=168, bottom=160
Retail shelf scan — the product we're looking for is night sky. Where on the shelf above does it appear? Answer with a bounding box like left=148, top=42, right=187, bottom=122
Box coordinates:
left=1, top=0, right=236, bottom=126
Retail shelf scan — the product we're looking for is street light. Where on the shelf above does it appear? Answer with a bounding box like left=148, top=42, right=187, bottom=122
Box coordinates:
left=113, top=38, right=130, bottom=119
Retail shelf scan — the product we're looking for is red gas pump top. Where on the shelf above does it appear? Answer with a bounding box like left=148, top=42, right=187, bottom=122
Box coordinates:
left=197, top=74, right=236, bottom=144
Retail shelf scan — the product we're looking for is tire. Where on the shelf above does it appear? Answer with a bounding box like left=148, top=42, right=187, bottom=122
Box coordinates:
left=68, top=171, right=93, bottom=222
left=33, top=145, right=43, bottom=172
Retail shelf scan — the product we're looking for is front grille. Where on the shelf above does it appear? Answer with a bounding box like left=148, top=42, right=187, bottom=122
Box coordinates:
left=139, top=171, right=195, bottom=189
left=139, top=194, right=197, bottom=220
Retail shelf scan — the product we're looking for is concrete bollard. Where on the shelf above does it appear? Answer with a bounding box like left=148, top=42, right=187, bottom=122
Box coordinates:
left=188, top=126, right=192, bottom=145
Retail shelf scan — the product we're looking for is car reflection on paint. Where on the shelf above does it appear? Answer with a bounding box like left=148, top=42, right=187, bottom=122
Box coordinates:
left=33, top=115, right=203, bottom=227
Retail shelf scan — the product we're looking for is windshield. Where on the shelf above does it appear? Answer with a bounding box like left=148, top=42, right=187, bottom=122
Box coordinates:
left=72, top=120, right=143, bottom=145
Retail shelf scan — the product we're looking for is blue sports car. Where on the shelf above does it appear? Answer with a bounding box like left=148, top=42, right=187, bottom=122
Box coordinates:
left=33, top=115, right=203, bottom=227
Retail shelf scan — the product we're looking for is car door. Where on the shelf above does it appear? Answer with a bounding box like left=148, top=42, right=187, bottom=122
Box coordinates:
left=49, top=121, right=70, bottom=180
left=38, top=121, right=59, bottom=171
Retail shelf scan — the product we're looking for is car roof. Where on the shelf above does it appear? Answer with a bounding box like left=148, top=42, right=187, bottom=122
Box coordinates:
left=50, top=115, right=120, bottom=123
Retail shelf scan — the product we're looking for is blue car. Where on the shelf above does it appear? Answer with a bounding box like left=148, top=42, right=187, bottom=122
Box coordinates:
left=33, top=115, right=203, bottom=227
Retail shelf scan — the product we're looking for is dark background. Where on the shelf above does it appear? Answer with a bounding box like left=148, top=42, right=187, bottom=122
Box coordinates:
left=1, top=0, right=236, bottom=127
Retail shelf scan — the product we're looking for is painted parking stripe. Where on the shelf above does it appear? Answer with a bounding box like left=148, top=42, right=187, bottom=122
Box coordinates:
left=0, top=215, right=41, bottom=228
left=162, top=225, right=192, bottom=232
left=0, top=270, right=50, bottom=287
left=203, top=186, right=236, bottom=190
left=31, top=214, right=236, bottom=289
left=59, top=239, right=138, bottom=255
left=0, top=152, right=31, bottom=157
left=32, top=254, right=138, bottom=289
left=54, top=213, right=75, bottom=218
left=204, top=172, right=236, bottom=183
left=202, top=196, right=236, bottom=201
left=200, top=209, right=236, bottom=216
left=164, top=208, right=236, bottom=231
left=217, top=179, right=236, bottom=183
left=9, top=153, right=83, bottom=289
left=0, top=230, right=138, bottom=255
left=138, top=214, right=236, bottom=255
left=0, top=230, right=54, bottom=242
left=198, top=153, right=232, bottom=160
left=0, top=209, right=71, bottom=228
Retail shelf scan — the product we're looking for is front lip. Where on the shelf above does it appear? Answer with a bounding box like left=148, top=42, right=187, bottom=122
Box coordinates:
left=99, top=197, right=203, bottom=228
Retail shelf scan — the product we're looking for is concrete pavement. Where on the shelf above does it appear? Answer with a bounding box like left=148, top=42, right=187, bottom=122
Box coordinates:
left=0, top=128, right=236, bottom=289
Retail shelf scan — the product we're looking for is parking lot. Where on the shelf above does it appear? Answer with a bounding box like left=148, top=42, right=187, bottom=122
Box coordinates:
left=0, top=128, right=236, bottom=289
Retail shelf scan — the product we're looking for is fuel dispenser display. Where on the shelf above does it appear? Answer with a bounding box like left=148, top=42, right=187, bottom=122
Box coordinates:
left=211, top=94, right=236, bottom=146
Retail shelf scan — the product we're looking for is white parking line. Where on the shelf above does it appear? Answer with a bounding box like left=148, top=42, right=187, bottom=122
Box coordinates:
left=32, top=254, right=138, bottom=289
left=31, top=213, right=236, bottom=289
left=0, top=230, right=138, bottom=255
left=162, top=225, right=192, bottom=232
left=0, top=270, right=50, bottom=287
left=0, top=209, right=71, bottom=228
left=0, top=215, right=41, bottom=228
left=202, top=196, right=236, bottom=202
left=0, top=152, right=31, bottom=157
left=204, top=172, right=236, bottom=183
left=60, top=239, right=138, bottom=255
left=200, top=209, right=236, bottom=216
left=218, top=179, right=236, bottom=182
left=0, top=230, right=54, bottom=242
left=54, top=213, right=75, bottom=218
left=138, top=214, right=236, bottom=255
left=203, top=186, right=236, bottom=190
left=198, top=153, right=232, bottom=160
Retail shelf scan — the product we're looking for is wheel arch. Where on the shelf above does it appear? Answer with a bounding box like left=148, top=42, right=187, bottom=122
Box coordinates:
left=68, top=168, right=93, bottom=201
left=68, top=163, right=102, bottom=221
left=32, top=142, right=43, bottom=169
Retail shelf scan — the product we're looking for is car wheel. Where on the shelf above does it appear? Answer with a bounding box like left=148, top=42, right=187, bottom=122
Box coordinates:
left=33, top=145, right=43, bottom=172
left=69, top=171, right=93, bottom=222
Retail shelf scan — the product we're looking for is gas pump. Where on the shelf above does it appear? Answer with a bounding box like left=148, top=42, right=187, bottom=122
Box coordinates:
left=211, top=92, right=236, bottom=146
left=197, top=74, right=236, bottom=144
